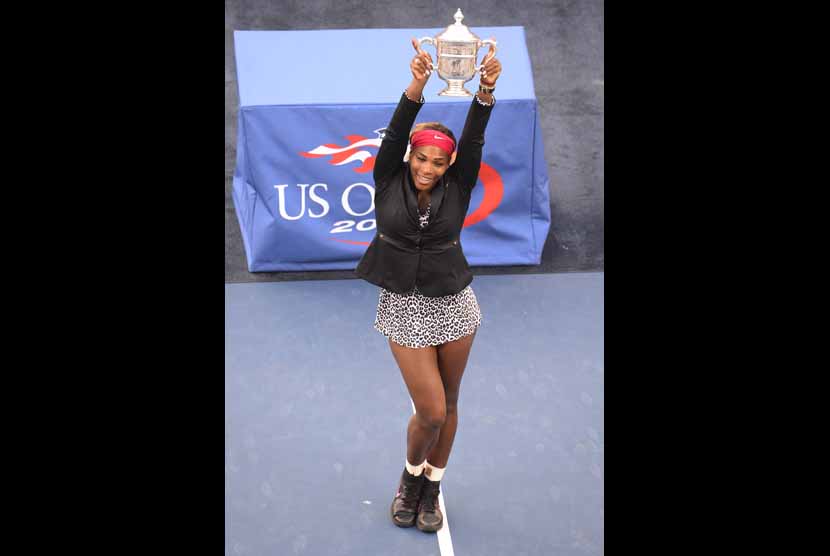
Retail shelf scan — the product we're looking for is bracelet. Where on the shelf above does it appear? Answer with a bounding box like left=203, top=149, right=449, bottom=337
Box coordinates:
left=403, top=90, right=425, bottom=104
left=478, top=83, right=496, bottom=94
left=475, top=93, right=495, bottom=107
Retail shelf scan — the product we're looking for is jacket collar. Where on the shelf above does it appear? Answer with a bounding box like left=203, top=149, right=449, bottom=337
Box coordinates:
left=404, top=165, right=446, bottom=226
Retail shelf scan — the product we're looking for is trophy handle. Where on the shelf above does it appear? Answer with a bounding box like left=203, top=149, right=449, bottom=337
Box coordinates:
left=475, top=39, right=498, bottom=72
left=417, top=36, right=436, bottom=53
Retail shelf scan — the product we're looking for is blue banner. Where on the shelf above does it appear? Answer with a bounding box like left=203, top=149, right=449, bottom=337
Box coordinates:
left=232, top=27, right=550, bottom=272
left=233, top=100, right=550, bottom=271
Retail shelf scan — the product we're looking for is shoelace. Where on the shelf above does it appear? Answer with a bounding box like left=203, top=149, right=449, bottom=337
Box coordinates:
left=398, top=478, right=422, bottom=506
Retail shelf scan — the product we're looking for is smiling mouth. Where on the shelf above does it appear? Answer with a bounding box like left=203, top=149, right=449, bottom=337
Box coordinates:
left=416, top=175, right=433, bottom=185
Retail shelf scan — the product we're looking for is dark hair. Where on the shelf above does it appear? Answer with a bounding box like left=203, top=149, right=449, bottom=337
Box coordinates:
left=410, top=122, right=457, bottom=146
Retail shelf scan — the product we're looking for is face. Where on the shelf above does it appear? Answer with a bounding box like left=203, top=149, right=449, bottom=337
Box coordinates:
left=409, top=146, right=451, bottom=191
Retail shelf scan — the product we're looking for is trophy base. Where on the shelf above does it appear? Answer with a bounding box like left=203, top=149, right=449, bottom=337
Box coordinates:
left=437, top=80, right=473, bottom=97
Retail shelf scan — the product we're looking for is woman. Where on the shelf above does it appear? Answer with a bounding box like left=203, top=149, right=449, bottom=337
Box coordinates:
left=355, top=38, right=502, bottom=533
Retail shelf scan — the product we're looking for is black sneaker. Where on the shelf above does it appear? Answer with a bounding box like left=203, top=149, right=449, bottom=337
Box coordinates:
left=390, top=468, right=424, bottom=528
left=416, top=479, right=443, bottom=532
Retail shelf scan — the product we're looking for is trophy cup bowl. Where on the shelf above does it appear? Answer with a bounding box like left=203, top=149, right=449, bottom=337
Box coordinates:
left=418, top=9, right=497, bottom=97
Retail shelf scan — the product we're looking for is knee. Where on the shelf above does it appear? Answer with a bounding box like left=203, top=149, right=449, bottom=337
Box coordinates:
left=417, top=406, right=447, bottom=430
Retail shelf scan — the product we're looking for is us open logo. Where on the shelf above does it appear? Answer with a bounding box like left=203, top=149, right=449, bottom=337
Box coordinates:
left=273, top=129, right=504, bottom=246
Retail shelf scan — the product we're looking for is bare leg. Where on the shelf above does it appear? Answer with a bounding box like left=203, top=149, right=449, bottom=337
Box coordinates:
left=426, top=331, right=476, bottom=468
left=388, top=339, right=447, bottom=465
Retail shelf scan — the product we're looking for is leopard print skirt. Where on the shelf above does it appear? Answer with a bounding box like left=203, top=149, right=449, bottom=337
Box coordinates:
left=374, top=284, right=482, bottom=348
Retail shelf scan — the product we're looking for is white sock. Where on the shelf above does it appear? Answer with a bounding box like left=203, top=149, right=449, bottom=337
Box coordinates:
left=424, top=461, right=445, bottom=481
left=405, top=459, right=426, bottom=476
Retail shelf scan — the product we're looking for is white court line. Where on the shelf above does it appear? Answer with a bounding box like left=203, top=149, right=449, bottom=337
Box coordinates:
left=410, top=398, right=455, bottom=556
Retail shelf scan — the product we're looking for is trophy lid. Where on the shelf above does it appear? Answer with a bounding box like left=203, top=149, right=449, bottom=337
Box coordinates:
left=435, top=9, right=481, bottom=43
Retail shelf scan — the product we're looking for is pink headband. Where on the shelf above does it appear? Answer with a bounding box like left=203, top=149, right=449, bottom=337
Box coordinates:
left=410, top=129, right=455, bottom=157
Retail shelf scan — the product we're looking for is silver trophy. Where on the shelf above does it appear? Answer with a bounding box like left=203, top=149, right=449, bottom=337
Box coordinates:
left=418, top=9, right=497, bottom=97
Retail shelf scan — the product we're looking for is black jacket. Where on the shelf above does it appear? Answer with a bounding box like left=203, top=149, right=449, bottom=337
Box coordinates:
left=355, top=92, right=494, bottom=296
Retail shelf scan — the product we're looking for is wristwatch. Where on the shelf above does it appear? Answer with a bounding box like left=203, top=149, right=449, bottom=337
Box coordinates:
left=478, top=83, right=496, bottom=94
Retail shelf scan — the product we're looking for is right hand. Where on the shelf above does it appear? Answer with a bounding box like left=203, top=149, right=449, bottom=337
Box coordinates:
left=410, top=38, right=434, bottom=82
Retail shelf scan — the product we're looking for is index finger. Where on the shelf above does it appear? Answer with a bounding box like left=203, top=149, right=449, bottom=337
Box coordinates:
left=411, top=37, right=424, bottom=54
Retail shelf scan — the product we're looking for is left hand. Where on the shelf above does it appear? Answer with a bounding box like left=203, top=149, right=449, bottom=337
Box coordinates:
left=479, top=43, right=501, bottom=86
left=410, top=37, right=434, bottom=83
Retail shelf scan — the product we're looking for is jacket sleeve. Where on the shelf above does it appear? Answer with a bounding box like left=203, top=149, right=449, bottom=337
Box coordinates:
left=373, top=92, right=424, bottom=187
left=453, top=96, right=495, bottom=194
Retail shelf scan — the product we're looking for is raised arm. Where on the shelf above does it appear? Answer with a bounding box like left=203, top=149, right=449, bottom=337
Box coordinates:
left=453, top=45, right=502, bottom=193
left=373, top=39, right=435, bottom=185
